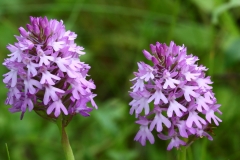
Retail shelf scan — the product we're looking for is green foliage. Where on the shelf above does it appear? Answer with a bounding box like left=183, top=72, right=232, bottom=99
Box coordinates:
left=0, top=0, right=240, bottom=159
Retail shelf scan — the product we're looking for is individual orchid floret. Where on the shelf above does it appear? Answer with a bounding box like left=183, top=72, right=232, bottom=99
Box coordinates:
left=129, top=41, right=221, bottom=150
left=3, top=16, right=97, bottom=125
left=134, top=118, right=155, bottom=146
left=149, top=107, right=171, bottom=132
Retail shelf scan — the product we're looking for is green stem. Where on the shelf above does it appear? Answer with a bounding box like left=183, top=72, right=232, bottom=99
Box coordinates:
left=5, top=143, right=10, bottom=160
left=57, top=115, right=75, bottom=160
left=177, top=147, right=186, bottom=160
left=187, top=146, right=193, bottom=160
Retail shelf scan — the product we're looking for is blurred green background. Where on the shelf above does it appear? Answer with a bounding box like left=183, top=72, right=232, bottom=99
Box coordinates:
left=0, top=0, right=240, bottom=159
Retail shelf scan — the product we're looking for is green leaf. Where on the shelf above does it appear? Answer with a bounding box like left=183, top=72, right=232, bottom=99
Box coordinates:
left=191, top=0, right=214, bottom=13
left=224, top=37, right=240, bottom=67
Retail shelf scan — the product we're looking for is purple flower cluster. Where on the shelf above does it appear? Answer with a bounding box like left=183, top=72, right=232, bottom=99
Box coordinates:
left=129, top=41, right=221, bottom=150
left=3, top=16, right=97, bottom=121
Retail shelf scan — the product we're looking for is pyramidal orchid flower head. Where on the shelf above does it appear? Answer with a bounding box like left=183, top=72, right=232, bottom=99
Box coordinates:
left=3, top=16, right=97, bottom=124
left=129, top=41, right=221, bottom=150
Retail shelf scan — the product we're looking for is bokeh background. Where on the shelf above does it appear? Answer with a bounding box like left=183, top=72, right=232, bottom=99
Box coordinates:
left=0, top=0, right=240, bottom=159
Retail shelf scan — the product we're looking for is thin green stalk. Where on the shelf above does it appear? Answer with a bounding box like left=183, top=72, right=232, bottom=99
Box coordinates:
left=187, top=146, right=193, bottom=160
left=177, top=147, right=186, bottom=160
left=200, top=139, right=207, bottom=160
left=5, top=143, right=10, bottom=160
left=66, top=0, right=85, bottom=29
left=57, top=115, right=75, bottom=160
left=167, top=0, right=180, bottom=42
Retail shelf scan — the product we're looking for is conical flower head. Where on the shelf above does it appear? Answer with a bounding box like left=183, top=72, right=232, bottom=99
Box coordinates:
left=129, top=41, right=221, bottom=150
left=3, top=16, right=97, bottom=124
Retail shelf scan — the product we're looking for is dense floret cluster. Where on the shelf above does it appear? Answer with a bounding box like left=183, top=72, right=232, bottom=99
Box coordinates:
left=3, top=16, right=97, bottom=122
left=129, top=41, right=221, bottom=150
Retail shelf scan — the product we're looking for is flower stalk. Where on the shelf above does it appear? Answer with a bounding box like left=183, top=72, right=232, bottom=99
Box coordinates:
left=177, top=147, right=186, bottom=160
left=57, top=115, right=75, bottom=160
